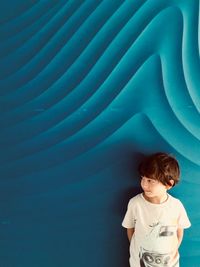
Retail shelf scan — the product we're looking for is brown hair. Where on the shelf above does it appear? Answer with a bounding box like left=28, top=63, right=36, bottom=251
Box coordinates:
left=138, top=152, right=180, bottom=187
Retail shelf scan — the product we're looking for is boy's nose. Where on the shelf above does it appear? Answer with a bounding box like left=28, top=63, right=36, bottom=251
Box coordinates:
left=141, top=180, right=149, bottom=189
left=142, top=184, right=148, bottom=190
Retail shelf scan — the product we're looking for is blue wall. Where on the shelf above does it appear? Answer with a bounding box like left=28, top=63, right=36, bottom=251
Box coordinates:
left=0, top=1, right=199, bottom=266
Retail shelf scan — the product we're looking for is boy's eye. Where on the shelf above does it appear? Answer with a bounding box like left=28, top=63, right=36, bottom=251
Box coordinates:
left=141, top=177, right=157, bottom=184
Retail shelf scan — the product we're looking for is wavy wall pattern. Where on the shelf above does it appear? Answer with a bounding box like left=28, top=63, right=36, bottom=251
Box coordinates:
left=0, top=1, right=199, bottom=266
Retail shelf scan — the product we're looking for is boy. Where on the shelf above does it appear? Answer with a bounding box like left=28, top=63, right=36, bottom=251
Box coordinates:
left=122, top=152, right=191, bottom=267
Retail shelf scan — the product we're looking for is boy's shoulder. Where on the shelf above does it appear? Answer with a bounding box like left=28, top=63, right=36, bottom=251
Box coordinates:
left=168, top=194, right=185, bottom=208
left=168, top=194, right=182, bottom=203
left=128, top=193, right=142, bottom=206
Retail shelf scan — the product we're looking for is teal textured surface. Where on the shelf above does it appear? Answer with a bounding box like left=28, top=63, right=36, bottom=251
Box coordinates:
left=0, top=1, right=198, bottom=266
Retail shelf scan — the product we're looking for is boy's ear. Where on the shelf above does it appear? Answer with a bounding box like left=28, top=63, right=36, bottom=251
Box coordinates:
left=167, top=179, right=174, bottom=189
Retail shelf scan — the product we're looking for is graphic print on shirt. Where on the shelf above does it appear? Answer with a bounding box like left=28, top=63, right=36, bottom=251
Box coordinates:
left=139, top=247, right=171, bottom=267
left=148, top=223, right=175, bottom=237
left=139, top=247, right=179, bottom=267
left=139, top=223, right=177, bottom=267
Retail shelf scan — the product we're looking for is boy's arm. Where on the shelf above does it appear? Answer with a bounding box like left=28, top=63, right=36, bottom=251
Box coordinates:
left=172, top=228, right=184, bottom=261
left=177, top=228, right=184, bottom=248
left=127, top=228, right=135, bottom=242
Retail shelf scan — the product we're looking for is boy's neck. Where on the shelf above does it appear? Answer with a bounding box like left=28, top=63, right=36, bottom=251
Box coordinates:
left=143, top=192, right=169, bottom=204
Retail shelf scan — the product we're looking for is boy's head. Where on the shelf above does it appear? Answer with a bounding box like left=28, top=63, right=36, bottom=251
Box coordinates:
left=138, top=152, right=180, bottom=187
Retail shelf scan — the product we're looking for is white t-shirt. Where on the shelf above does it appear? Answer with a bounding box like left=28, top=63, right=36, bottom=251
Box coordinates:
left=122, top=193, right=191, bottom=267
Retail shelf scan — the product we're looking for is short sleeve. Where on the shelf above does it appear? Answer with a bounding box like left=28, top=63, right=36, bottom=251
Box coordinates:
left=177, top=201, right=191, bottom=229
left=122, top=199, right=136, bottom=229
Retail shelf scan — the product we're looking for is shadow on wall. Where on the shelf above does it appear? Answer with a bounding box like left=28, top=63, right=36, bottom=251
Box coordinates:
left=110, top=150, right=144, bottom=267
left=115, top=151, right=144, bottom=214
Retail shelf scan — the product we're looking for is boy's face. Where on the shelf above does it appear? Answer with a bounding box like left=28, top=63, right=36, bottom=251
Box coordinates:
left=140, top=176, right=170, bottom=200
